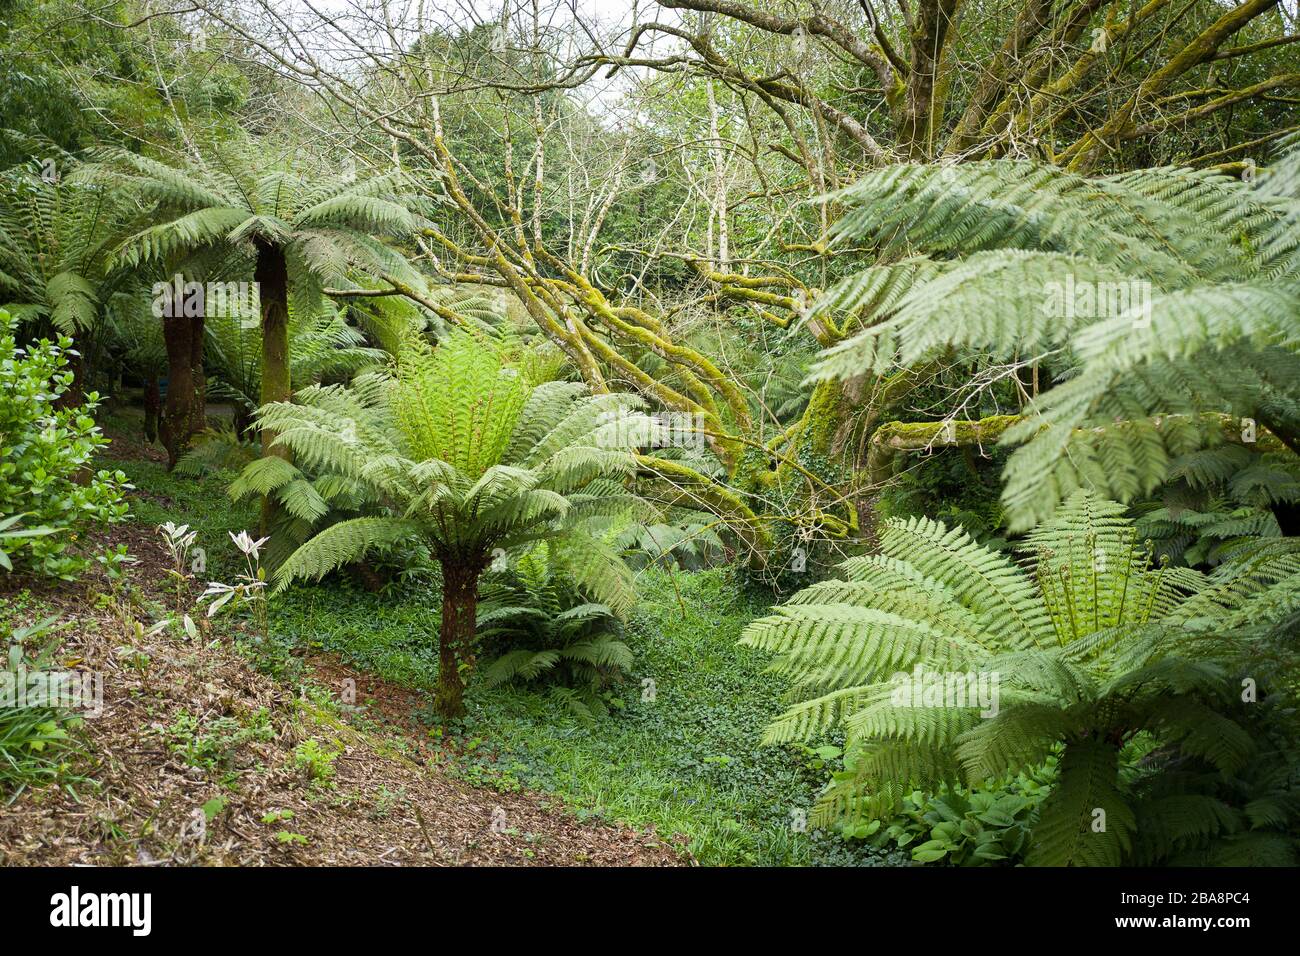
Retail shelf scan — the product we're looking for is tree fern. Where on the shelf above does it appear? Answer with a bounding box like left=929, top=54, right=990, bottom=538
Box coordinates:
left=79, top=135, right=428, bottom=467
left=1, top=163, right=111, bottom=330
left=746, top=491, right=1298, bottom=865
left=233, top=330, right=653, bottom=718
left=477, top=541, right=634, bottom=721
left=809, top=145, right=1300, bottom=531
left=204, top=294, right=385, bottom=424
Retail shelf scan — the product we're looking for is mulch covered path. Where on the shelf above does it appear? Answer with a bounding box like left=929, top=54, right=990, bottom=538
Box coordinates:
left=0, top=448, right=687, bottom=867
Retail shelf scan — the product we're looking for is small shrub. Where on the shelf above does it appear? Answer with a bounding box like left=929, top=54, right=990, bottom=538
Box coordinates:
left=479, top=542, right=634, bottom=721
left=852, top=764, right=1055, bottom=866
left=0, top=313, right=130, bottom=578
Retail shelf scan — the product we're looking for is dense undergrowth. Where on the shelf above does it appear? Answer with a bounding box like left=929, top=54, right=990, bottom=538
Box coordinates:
left=104, top=434, right=905, bottom=865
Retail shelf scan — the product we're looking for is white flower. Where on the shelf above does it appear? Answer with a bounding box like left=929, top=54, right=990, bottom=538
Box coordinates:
left=158, top=521, right=196, bottom=549
left=229, top=530, right=269, bottom=559
left=198, top=581, right=233, bottom=602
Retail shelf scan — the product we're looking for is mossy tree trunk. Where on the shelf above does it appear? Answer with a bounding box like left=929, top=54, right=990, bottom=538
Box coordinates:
left=255, top=240, right=292, bottom=534
left=436, top=559, right=482, bottom=721
left=159, top=313, right=206, bottom=469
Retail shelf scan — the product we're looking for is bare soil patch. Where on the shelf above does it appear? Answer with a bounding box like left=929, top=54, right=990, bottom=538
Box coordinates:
left=1, top=483, right=687, bottom=866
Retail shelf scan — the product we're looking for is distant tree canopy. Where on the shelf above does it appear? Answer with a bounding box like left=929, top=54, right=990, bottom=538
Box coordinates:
left=0, top=0, right=1295, bottom=575
left=629, top=0, right=1299, bottom=170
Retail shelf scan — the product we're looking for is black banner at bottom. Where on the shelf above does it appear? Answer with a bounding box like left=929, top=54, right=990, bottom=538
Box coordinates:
left=0, top=864, right=1286, bottom=942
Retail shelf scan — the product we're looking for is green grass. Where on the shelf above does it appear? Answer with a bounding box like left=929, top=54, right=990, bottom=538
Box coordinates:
left=101, top=426, right=256, bottom=582
left=458, top=567, right=822, bottom=865
left=274, top=581, right=443, bottom=690
left=269, top=564, right=902, bottom=866
left=98, top=423, right=904, bottom=865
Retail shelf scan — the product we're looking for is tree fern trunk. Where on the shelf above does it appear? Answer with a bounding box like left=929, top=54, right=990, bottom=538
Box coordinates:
left=143, top=374, right=160, bottom=444
left=255, top=241, right=292, bottom=533
left=159, top=314, right=206, bottom=469
left=436, top=562, right=480, bottom=721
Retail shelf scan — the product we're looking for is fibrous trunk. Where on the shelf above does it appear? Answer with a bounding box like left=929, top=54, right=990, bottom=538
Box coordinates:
left=255, top=240, right=292, bottom=533
left=436, top=561, right=481, bottom=721
left=159, top=314, right=206, bottom=469
left=233, top=408, right=255, bottom=443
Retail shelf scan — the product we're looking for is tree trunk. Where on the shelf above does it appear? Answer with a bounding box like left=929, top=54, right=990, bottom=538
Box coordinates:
left=900, top=0, right=961, bottom=160
left=54, top=345, right=86, bottom=410
left=159, top=314, right=206, bottom=469
left=436, top=561, right=481, bottom=721
left=255, top=240, right=292, bottom=534
left=233, top=407, right=255, bottom=443
left=143, top=375, right=161, bottom=444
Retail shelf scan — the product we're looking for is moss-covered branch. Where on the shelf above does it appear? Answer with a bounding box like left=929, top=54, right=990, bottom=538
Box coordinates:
left=866, top=412, right=1291, bottom=485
